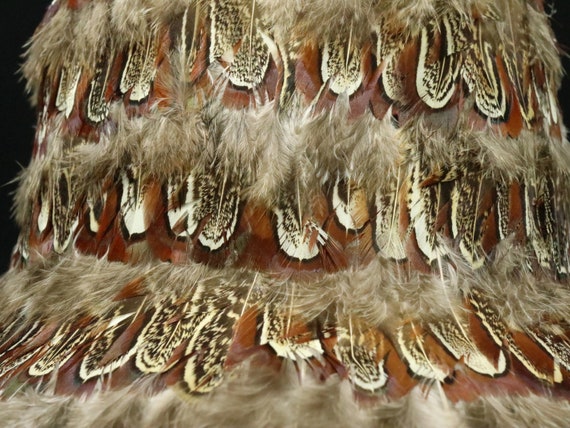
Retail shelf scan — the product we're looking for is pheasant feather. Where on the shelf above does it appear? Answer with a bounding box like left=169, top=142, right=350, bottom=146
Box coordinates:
left=1, top=0, right=569, bottom=426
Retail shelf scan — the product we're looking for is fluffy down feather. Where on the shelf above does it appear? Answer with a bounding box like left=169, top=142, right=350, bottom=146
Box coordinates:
left=1, top=0, right=569, bottom=426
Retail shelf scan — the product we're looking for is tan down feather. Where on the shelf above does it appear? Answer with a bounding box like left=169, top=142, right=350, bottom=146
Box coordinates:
left=1, top=0, right=569, bottom=426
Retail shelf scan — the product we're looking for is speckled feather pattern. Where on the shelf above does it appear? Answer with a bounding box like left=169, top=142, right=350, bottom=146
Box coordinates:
left=1, top=0, right=569, bottom=426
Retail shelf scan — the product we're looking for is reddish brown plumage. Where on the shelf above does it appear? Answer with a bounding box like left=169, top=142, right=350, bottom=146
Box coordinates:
left=1, top=1, right=569, bottom=426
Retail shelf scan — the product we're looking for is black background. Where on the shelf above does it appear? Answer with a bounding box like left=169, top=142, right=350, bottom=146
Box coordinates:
left=0, top=1, right=568, bottom=273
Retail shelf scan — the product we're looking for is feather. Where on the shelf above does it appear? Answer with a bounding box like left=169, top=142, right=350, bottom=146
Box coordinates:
left=2, top=0, right=570, bottom=426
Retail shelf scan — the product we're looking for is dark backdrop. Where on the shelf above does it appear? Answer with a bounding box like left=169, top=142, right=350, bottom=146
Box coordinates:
left=0, top=1, right=569, bottom=273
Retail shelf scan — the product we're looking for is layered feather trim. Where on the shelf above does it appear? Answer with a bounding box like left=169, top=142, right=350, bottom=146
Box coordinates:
left=13, top=0, right=570, bottom=276
left=0, top=255, right=570, bottom=426
left=1, top=374, right=570, bottom=427
left=2, top=0, right=570, bottom=425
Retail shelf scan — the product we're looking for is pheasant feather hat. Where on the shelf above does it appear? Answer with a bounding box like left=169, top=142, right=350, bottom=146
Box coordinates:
left=0, top=0, right=569, bottom=426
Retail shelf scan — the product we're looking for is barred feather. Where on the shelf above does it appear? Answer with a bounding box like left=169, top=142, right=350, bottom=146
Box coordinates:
left=1, top=0, right=570, bottom=426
